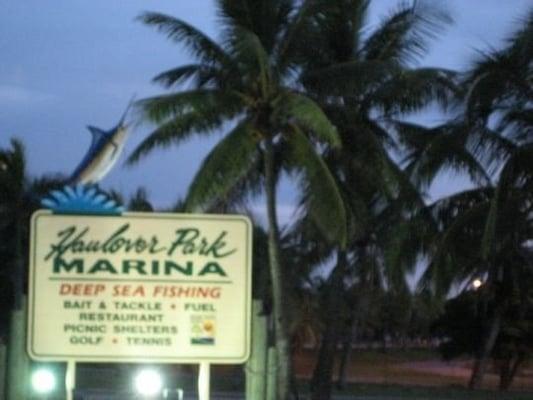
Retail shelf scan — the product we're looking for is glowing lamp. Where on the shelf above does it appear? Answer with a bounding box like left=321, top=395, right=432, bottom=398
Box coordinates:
left=31, top=368, right=56, bottom=394
left=134, top=368, right=163, bottom=397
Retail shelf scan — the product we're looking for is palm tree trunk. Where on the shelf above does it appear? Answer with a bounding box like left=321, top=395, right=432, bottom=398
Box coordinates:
left=246, top=299, right=268, bottom=400
left=310, top=250, right=347, bottom=400
left=266, top=345, right=278, bottom=400
left=6, top=297, right=29, bottom=400
left=0, top=339, right=6, bottom=399
left=264, top=138, right=292, bottom=400
left=468, top=305, right=503, bottom=389
left=498, top=357, right=512, bottom=391
left=499, top=353, right=524, bottom=391
left=336, top=320, right=355, bottom=390
left=6, top=220, right=30, bottom=400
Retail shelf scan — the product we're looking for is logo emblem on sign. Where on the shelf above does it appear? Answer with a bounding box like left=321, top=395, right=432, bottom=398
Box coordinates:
left=190, top=315, right=216, bottom=345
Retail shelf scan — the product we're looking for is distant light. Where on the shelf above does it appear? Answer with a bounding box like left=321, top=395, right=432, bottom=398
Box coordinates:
left=472, top=279, right=483, bottom=289
left=31, top=368, right=56, bottom=394
left=134, top=368, right=163, bottom=397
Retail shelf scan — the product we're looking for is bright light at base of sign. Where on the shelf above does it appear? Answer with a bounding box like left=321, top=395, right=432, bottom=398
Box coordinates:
left=134, top=368, right=163, bottom=397
left=472, top=279, right=483, bottom=289
left=31, top=368, right=56, bottom=393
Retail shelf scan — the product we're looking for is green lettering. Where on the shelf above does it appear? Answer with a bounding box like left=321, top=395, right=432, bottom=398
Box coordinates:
left=123, top=260, right=146, bottom=274
left=88, top=259, right=118, bottom=274
left=167, top=228, right=199, bottom=256
left=101, top=224, right=130, bottom=252
left=198, top=262, right=227, bottom=277
left=164, top=261, right=193, bottom=275
left=203, top=231, right=237, bottom=258
left=149, top=237, right=166, bottom=254
left=53, top=257, right=84, bottom=273
left=45, top=226, right=89, bottom=260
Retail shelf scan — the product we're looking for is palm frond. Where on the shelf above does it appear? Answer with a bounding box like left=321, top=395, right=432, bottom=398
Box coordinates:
left=396, top=121, right=491, bottom=188
left=500, top=108, right=533, bottom=143
left=276, top=0, right=319, bottom=69
left=301, top=59, right=399, bottom=96
left=0, top=139, right=26, bottom=201
left=128, top=187, right=154, bottom=212
left=419, top=190, right=495, bottom=294
left=152, top=64, right=214, bottom=88
left=383, top=209, right=436, bottom=280
left=506, top=10, right=533, bottom=66
left=127, top=111, right=226, bottom=165
left=497, top=143, right=533, bottom=193
left=128, top=89, right=243, bottom=165
left=369, top=68, right=459, bottom=115
left=429, top=187, right=493, bottom=218
left=280, top=92, right=340, bottom=147
left=380, top=151, right=427, bottom=208
left=464, top=56, right=515, bottom=123
left=138, top=12, right=231, bottom=67
left=464, top=40, right=531, bottom=125
left=286, top=124, right=347, bottom=248
left=295, top=0, right=370, bottom=71
left=363, top=1, right=452, bottom=65
left=334, top=122, right=399, bottom=200
left=218, top=0, right=294, bottom=54
left=464, top=125, right=516, bottom=175
left=185, top=121, right=259, bottom=211
left=481, top=189, right=499, bottom=260
left=137, top=89, right=242, bottom=123
left=226, top=27, right=272, bottom=95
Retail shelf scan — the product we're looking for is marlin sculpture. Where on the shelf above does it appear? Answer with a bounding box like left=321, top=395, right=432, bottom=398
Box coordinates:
left=69, top=101, right=133, bottom=185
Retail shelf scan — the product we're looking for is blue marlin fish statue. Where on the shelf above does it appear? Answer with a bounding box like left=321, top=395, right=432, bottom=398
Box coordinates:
left=69, top=101, right=133, bottom=184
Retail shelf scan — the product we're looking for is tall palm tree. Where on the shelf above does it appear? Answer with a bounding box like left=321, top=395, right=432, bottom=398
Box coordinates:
left=0, top=140, right=26, bottom=314
left=395, top=10, right=533, bottom=389
left=0, top=139, right=64, bottom=400
left=283, top=1, right=457, bottom=398
left=127, top=2, right=346, bottom=398
left=0, top=139, right=27, bottom=400
left=414, top=152, right=533, bottom=389
left=433, top=264, right=533, bottom=391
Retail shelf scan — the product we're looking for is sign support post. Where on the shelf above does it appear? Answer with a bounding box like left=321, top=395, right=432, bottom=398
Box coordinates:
left=65, top=360, right=75, bottom=400
left=198, top=362, right=210, bottom=400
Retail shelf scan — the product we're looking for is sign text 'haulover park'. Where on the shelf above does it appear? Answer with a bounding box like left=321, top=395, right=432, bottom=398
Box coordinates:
left=28, top=211, right=252, bottom=363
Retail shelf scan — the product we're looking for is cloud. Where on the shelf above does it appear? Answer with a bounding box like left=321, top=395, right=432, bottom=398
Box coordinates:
left=0, top=84, right=56, bottom=105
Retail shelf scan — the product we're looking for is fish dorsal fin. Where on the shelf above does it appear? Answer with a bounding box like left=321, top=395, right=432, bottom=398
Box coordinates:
left=87, top=125, right=108, bottom=138
left=86, top=125, right=109, bottom=150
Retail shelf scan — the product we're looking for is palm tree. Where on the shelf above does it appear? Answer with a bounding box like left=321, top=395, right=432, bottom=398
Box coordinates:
left=282, top=1, right=457, bottom=397
left=395, top=10, right=533, bottom=389
left=0, top=140, right=26, bottom=314
left=415, top=155, right=533, bottom=389
left=127, top=187, right=154, bottom=212
left=0, top=139, right=64, bottom=399
left=0, top=139, right=37, bottom=400
left=127, top=2, right=346, bottom=398
left=0, top=139, right=27, bottom=400
left=433, top=268, right=533, bottom=391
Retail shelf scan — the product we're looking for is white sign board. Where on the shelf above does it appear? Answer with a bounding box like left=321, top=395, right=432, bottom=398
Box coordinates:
left=28, top=210, right=252, bottom=363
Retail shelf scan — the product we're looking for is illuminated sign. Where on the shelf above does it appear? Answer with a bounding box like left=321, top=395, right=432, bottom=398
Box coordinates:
left=28, top=210, right=252, bottom=363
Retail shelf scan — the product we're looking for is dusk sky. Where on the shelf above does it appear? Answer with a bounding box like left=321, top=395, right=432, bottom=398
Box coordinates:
left=1, top=0, right=531, bottom=220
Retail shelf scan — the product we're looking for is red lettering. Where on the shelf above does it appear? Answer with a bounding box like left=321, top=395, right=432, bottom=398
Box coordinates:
left=112, top=285, right=145, bottom=297
left=58, top=283, right=106, bottom=296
